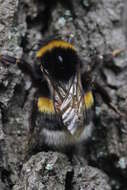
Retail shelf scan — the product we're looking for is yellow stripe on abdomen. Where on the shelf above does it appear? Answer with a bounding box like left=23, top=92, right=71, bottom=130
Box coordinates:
left=37, top=92, right=93, bottom=114
left=37, top=97, right=54, bottom=113
left=84, top=91, right=94, bottom=109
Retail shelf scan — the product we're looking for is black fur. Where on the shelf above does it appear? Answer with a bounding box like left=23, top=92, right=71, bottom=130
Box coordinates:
left=41, top=48, right=79, bottom=81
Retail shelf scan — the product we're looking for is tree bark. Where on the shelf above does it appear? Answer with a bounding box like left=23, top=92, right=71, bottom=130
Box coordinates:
left=0, top=0, right=127, bottom=189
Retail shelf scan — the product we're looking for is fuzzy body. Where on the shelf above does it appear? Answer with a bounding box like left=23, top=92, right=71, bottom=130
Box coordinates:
left=28, top=39, right=94, bottom=155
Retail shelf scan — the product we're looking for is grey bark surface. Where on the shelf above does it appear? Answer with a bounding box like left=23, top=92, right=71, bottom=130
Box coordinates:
left=0, top=0, right=127, bottom=190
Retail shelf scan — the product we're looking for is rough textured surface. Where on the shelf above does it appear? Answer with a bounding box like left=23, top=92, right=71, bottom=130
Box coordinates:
left=0, top=0, right=127, bottom=189
left=0, top=0, right=18, bottom=46
left=13, top=152, right=111, bottom=190
left=73, top=165, right=111, bottom=190
left=13, top=152, right=72, bottom=190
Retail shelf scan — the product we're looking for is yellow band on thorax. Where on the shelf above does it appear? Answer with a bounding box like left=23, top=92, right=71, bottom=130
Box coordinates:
left=36, top=40, right=76, bottom=58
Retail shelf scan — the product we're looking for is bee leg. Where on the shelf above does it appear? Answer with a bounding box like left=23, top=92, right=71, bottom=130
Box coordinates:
left=111, top=49, right=125, bottom=57
left=67, top=143, right=87, bottom=166
left=0, top=54, right=18, bottom=65
left=93, top=48, right=125, bottom=117
left=72, top=155, right=87, bottom=166
left=94, top=82, right=124, bottom=117
left=25, top=90, right=46, bottom=159
left=90, top=48, right=125, bottom=75
left=0, top=54, right=44, bottom=87
left=23, top=91, right=37, bottom=160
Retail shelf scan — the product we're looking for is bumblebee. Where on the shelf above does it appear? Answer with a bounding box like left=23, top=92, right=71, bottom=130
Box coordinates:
left=0, top=38, right=122, bottom=158
left=35, top=40, right=94, bottom=146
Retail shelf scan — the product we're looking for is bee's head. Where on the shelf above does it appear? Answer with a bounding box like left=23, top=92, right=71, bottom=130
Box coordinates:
left=36, top=40, right=79, bottom=82
left=36, top=39, right=93, bottom=135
